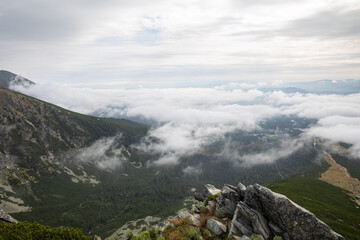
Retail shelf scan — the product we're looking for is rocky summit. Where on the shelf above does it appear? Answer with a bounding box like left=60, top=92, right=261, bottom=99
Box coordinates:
left=175, top=183, right=344, bottom=240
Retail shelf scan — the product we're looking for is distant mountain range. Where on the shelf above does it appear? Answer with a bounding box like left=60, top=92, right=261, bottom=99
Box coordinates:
left=259, top=79, right=360, bottom=94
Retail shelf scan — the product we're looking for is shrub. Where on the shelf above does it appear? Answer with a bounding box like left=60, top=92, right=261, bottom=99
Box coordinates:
left=0, top=221, right=92, bottom=240
left=204, top=193, right=219, bottom=206
left=187, top=227, right=201, bottom=240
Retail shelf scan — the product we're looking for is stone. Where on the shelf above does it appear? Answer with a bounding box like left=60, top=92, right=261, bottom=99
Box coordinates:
left=194, top=184, right=221, bottom=201
left=221, top=185, right=241, bottom=203
left=237, top=182, right=247, bottom=200
left=0, top=209, right=18, bottom=223
left=215, top=193, right=238, bottom=217
left=189, top=213, right=201, bottom=227
left=268, top=221, right=283, bottom=237
left=244, top=184, right=344, bottom=240
left=231, top=201, right=271, bottom=239
left=206, top=218, right=227, bottom=235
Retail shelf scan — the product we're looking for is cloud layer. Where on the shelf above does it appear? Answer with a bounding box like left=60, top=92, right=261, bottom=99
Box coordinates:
left=11, top=83, right=360, bottom=166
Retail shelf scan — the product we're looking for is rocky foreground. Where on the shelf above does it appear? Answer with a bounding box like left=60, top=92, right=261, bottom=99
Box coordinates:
left=178, top=182, right=344, bottom=240
left=1, top=182, right=345, bottom=240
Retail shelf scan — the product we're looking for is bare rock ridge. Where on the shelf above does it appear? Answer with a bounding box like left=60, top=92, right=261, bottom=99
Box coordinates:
left=189, top=183, right=344, bottom=240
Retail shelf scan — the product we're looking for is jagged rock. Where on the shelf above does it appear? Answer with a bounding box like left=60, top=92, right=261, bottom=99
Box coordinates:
left=92, top=235, right=101, bottom=240
left=206, top=218, right=227, bottom=235
left=214, top=193, right=237, bottom=217
left=232, top=236, right=250, bottom=240
left=237, top=182, right=247, bottom=200
left=244, top=184, right=344, bottom=240
left=268, top=221, right=283, bottom=237
left=0, top=209, right=18, bottom=223
left=221, top=185, right=241, bottom=203
left=189, top=213, right=201, bottom=227
left=225, top=184, right=238, bottom=191
left=230, top=202, right=271, bottom=239
left=194, top=184, right=221, bottom=201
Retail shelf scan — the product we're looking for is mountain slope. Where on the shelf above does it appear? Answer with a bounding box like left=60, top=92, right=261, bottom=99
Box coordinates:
left=0, top=70, right=35, bottom=88
left=0, top=86, right=147, bottom=162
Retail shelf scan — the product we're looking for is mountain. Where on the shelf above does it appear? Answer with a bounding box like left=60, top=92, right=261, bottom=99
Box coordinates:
left=0, top=70, right=35, bottom=88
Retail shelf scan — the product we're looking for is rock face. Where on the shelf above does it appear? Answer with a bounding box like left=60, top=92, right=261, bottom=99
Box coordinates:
left=244, top=184, right=344, bottom=240
left=0, top=209, right=18, bottom=223
left=191, top=182, right=344, bottom=240
left=194, top=184, right=221, bottom=201
left=206, top=218, right=227, bottom=235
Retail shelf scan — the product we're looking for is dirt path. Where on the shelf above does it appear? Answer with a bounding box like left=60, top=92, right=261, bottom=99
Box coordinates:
left=320, top=151, right=360, bottom=199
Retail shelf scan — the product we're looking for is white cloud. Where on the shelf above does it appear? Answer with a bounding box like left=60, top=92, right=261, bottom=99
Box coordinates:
left=182, top=165, right=203, bottom=175
left=11, top=83, right=360, bottom=165
left=222, top=138, right=305, bottom=167
left=74, top=134, right=125, bottom=170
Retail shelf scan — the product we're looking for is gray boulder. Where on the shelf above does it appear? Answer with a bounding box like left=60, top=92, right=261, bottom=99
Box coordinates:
left=230, top=202, right=271, bottom=239
left=215, top=193, right=238, bottom=217
left=237, top=182, right=247, bottom=200
left=206, top=218, right=227, bottom=235
left=0, top=209, right=18, bottom=223
left=221, top=185, right=241, bottom=203
left=244, top=184, right=344, bottom=240
left=194, top=184, right=221, bottom=201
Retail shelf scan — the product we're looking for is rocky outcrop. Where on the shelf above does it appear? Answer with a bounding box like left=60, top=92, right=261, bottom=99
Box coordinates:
left=190, top=183, right=344, bottom=240
left=244, top=184, right=344, bottom=240
left=206, top=218, right=227, bottom=235
left=194, top=184, right=221, bottom=201
left=0, top=209, right=18, bottom=223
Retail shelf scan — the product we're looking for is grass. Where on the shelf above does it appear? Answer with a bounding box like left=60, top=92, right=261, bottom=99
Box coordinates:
left=268, top=176, right=360, bottom=240
left=331, top=153, right=360, bottom=180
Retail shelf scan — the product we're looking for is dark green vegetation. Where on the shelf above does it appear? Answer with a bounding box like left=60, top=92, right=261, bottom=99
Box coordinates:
left=12, top=167, right=191, bottom=237
left=268, top=176, right=360, bottom=240
left=0, top=221, right=92, bottom=240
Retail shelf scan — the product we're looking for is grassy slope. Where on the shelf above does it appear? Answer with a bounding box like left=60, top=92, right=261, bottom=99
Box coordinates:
left=268, top=176, right=360, bottom=240
left=331, top=153, right=360, bottom=180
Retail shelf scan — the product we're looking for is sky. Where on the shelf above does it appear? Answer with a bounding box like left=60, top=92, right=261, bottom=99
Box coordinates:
left=2, top=0, right=360, bottom=168
left=1, top=0, right=360, bottom=87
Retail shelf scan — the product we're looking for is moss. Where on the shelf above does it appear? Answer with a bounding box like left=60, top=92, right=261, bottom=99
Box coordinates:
left=204, top=193, right=219, bottom=206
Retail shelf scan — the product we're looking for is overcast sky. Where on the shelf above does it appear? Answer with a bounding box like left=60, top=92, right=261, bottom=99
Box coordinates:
left=1, top=0, right=360, bottom=87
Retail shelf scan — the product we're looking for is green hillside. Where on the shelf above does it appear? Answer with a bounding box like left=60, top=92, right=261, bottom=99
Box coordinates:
left=268, top=176, right=360, bottom=240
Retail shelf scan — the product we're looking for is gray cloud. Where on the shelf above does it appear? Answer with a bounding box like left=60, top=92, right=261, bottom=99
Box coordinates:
left=73, top=134, right=126, bottom=170
left=182, top=164, right=203, bottom=176
left=222, top=138, right=306, bottom=167
left=280, top=8, right=360, bottom=38
left=1, top=0, right=360, bottom=84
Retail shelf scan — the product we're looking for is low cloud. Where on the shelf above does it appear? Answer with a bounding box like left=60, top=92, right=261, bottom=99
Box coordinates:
left=73, top=134, right=126, bottom=170
left=305, top=116, right=360, bottom=157
left=11, top=82, right=360, bottom=165
left=221, top=138, right=305, bottom=167
left=182, top=164, right=203, bottom=176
